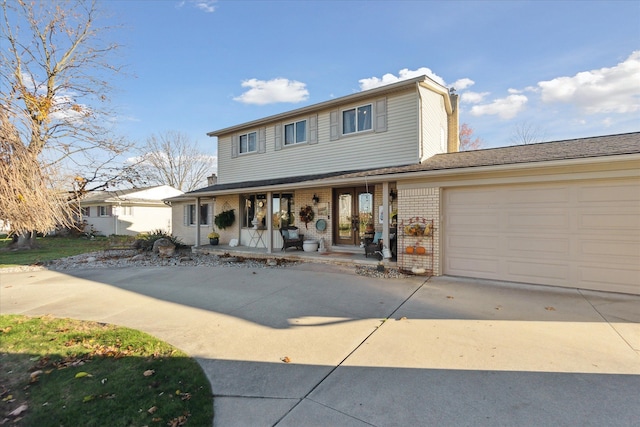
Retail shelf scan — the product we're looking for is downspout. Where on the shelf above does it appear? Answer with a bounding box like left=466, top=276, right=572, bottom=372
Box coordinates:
left=417, top=82, right=424, bottom=162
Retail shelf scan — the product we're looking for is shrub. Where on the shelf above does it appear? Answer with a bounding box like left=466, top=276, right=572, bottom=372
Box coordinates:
left=134, top=229, right=184, bottom=251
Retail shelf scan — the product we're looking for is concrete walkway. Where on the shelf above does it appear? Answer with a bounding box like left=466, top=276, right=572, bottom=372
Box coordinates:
left=1, top=263, right=639, bottom=426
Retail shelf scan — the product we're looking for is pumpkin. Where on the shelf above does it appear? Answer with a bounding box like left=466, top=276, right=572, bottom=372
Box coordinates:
left=405, top=246, right=415, bottom=254
left=416, top=246, right=426, bottom=255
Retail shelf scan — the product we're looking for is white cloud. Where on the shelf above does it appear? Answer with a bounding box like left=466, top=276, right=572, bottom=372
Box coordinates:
left=461, top=91, right=490, bottom=104
left=176, top=0, right=217, bottom=13
left=451, top=78, right=475, bottom=91
left=538, top=50, right=640, bottom=114
left=359, top=67, right=447, bottom=91
left=469, top=94, right=528, bottom=119
left=233, top=78, right=309, bottom=105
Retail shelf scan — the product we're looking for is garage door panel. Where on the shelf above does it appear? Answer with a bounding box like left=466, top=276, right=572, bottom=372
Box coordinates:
left=578, top=265, right=640, bottom=295
left=447, top=234, right=498, bottom=252
left=579, top=183, right=640, bottom=203
left=447, top=213, right=499, bottom=229
left=446, top=256, right=499, bottom=275
left=579, top=212, right=640, bottom=230
left=506, top=187, right=569, bottom=204
left=506, top=212, right=569, bottom=229
left=506, top=260, right=570, bottom=281
left=444, top=178, right=640, bottom=294
left=507, top=236, right=570, bottom=255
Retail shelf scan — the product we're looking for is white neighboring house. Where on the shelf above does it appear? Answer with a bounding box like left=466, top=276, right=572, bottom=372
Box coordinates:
left=78, top=185, right=183, bottom=236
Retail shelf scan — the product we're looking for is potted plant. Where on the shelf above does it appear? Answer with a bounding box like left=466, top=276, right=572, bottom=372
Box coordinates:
left=207, top=231, right=220, bottom=245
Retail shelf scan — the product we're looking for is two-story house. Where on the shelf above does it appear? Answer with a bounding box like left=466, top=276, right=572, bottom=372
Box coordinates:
left=169, top=75, right=640, bottom=295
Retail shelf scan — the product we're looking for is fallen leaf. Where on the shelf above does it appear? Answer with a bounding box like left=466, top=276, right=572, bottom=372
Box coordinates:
left=8, top=404, right=28, bottom=417
left=281, top=356, right=291, bottom=363
left=545, top=306, right=556, bottom=311
left=143, top=369, right=155, bottom=377
left=75, top=372, right=92, bottom=378
left=148, top=406, right=158, bottom=414
left=82, top=395, right=95, bottom=403
left=2, top=395, right=13, bottom=402
left=446, top=296, right=454, bottom=299
left=398, top=317, right=407, bottom=321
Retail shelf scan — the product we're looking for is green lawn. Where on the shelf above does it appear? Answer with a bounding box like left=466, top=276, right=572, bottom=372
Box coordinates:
left=0, top=236, right=110, bottom=268
left=0, top=315, right=213, bottom=426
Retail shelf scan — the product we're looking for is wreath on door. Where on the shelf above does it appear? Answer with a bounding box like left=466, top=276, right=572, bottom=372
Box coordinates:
left=299, top=205, right=315, bottom=229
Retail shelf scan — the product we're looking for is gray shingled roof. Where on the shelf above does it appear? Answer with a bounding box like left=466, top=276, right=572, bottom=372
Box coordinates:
left=184, top=132, right=640, bottom=196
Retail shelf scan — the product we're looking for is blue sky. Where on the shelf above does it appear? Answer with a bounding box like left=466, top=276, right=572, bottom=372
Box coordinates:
left=106, top=0, right=639, bottom=159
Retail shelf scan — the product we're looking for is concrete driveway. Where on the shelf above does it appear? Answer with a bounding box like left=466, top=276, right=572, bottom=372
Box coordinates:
left=1, top=263, right=639, bottom=426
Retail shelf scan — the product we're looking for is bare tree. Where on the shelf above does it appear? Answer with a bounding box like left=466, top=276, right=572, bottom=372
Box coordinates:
left=0, top=0, right=132, bottom=247
left=134, top=131, right=217, bottom=192
left=509, top=121, right=547, bottom=145
left=459, top=123, right=484, bottom=151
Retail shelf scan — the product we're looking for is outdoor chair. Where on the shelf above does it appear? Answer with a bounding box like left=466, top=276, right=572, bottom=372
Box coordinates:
left=364, top=231, right=383, bottom=260
left=280, top=226, right=304, bottom=251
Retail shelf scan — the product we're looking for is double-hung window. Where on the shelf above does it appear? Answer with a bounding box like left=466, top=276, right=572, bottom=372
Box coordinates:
left=239, top=132, right=257, bottom=154
left=98, top=206, right=111, bottom=217
left=342, top=104, right=372, bottom=135
left=186, top=204, right=210, bottom=225
left=284, top=120, right=307, bottom=145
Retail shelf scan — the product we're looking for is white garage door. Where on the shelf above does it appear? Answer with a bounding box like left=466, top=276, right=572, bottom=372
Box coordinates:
left=443, top=178, right=640, bottom=294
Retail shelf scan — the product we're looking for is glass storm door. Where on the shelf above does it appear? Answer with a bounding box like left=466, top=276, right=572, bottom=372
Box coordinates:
left=333, top=187, right=373, bottom=246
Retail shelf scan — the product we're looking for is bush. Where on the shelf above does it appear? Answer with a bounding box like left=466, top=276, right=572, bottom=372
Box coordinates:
left=134, top=229, right=184, bottom=251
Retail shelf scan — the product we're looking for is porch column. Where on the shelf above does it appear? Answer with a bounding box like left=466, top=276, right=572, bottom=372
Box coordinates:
left=382, top=182, right=390, bottom=252
left=195, top=197, right=201, bottom=247
left=266, top=191, right=273, bottom=254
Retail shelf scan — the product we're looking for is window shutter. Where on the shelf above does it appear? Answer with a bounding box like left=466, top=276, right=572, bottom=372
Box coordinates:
left=308, top=114, right=318, bottom=144
left=231, top=135, right=238, bottom=158
left=329, top=110, right=339, bottom=141
left=274, top=123, right=282, bottom=151
left=258, top=127, right=266, bottom=153
left=375, top=97, right=387, bottom=132
left=183, top=205, right=189, bottom=226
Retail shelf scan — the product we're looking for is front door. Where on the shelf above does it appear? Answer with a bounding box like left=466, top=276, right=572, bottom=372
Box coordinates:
left=333, top=187, right=374, bottom=246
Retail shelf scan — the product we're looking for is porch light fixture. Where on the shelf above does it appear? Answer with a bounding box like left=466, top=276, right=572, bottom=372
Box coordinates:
left=389, top=189, right=397, bottom=202
left=312, top=194, right=320, bottom=205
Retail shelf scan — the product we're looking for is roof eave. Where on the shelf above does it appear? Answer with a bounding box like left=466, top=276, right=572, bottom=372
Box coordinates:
left=207, top=75, right=448, bottom=137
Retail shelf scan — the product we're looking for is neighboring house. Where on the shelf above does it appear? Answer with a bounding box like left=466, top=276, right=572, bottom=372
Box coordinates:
left=167, top=75, right=640, bottom=295
left=78, top=185, right=183, bottom=236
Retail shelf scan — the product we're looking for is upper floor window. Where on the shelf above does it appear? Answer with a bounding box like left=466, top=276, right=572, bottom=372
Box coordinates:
left=239, top=132, right=257, bottom=154
left=284, top=120, right=307, bottom=145
left=343, top=104, right=372, bottom=134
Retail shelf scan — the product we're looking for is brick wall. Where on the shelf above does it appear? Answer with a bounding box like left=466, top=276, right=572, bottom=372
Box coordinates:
left=397, top=187, right=441, bottom=275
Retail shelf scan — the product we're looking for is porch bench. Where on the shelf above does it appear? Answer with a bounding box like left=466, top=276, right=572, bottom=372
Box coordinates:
left=280, top=226, right=304, bottom=251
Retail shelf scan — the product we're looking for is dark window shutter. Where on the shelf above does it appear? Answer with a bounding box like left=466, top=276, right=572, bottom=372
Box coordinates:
left=330, top=110, right=339, bottom=141
left=274, top=123, right=282, bottom=151
left=308, top=115, right=318, bottom=144
left=375, top=97, right=387, bottom=132
left=258, top=127, right=266, bottom=153
left=183, top=205, right=189, bottom=226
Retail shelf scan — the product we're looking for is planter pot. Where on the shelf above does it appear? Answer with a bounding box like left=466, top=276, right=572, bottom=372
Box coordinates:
left=303, top=240, right=319, bottom=252
left=209, top=238, right=219, bottom=245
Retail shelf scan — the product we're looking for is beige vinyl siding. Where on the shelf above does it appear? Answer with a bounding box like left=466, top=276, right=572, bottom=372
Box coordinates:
left=217, top=90, right=421, bottom=184
left=420, top=86, right=449, bottom=161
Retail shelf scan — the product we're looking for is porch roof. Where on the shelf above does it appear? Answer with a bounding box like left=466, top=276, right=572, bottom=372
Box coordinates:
left=170, top=132, right=640, bottom=201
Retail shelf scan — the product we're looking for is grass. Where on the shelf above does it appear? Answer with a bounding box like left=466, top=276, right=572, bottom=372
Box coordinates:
left=0, top=236, right=111, bottom=268
left=0, top=315, right=213, bottom=426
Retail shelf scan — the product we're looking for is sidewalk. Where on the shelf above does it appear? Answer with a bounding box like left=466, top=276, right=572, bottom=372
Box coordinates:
left=1, top=264, right=639, bottom=426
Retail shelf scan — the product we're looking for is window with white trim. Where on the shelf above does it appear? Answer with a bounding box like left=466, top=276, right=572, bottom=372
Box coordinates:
left=98, top=206, right=111, bottom=217
left=186, top=204, right=210, bottom=225
left=284, top=120, right=307, bottom=145
left=239, top=132, right=257, bottom=154
left=342, top=104, right=372, bottom=134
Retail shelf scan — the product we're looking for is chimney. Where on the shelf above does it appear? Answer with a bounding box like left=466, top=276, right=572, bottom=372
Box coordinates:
left=207, top=174, right=217, bottom=186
